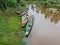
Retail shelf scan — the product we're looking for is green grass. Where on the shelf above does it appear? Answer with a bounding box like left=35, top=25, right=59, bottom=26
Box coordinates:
left=0, top=10, right=23, bottom=45
left=20, top=6, right=25, bottom=12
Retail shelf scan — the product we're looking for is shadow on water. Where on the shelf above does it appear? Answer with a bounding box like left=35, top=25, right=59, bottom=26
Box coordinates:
left=31, top=4, right=60, bottom=24
left=23, top=4, right=60, bottom=45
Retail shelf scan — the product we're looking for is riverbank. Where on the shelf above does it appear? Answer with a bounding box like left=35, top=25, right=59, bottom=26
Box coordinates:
left=0, top=6, right=25, bottom=45
left=25, top=1, right=60, bottom=10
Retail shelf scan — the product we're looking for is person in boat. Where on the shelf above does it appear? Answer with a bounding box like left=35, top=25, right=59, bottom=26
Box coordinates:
left=28, top=18, right=32, bottom=26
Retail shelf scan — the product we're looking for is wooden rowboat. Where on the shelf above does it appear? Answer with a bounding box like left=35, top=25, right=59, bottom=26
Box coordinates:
left=21, top=15, right=28, bottom=27
left=25, top=15, right=34, bottom=38
left=15, top=8, right=28, bottom=17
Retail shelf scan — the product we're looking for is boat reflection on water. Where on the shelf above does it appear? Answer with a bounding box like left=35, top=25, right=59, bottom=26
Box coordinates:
left=31, top=4, right=60, bottom=24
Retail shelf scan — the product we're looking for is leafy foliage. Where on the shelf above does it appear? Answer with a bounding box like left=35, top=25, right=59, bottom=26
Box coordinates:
left=0, top=0, right=23, bottom=10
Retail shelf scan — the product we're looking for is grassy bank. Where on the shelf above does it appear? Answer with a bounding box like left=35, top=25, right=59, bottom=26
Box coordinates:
left=0, top=6, right=24, bottom=45
left=25, top=1, right=60, bottom=10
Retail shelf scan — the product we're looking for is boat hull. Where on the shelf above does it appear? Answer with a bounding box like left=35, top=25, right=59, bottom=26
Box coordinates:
left=25, top=15, right=34, bottom=38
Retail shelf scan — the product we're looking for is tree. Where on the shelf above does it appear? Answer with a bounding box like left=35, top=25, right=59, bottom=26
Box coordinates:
left=0, top=0, right=7, bottom=10
left=0, top=0, right=17, bottom=10
left=16, top=0, right=20, bottom=9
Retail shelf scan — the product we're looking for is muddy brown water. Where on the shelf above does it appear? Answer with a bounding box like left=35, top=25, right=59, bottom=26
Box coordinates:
left=23, top=4, right=60, bottom=45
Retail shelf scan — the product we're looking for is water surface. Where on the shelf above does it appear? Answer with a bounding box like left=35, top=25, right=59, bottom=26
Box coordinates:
left=24, top=4, right=60, bottom=45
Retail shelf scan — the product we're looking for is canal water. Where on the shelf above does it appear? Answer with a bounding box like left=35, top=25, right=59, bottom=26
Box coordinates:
left=23, top=4, right=60, bottom=45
